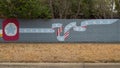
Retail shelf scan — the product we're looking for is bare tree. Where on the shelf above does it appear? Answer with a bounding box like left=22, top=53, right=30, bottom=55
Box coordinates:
left=49, top=0, right=55, bottom=18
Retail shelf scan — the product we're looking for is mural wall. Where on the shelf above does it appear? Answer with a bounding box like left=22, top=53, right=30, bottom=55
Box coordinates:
left=0, top=19, right=119, bottom=42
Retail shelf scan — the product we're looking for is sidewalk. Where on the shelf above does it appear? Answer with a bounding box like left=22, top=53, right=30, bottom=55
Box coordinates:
left=0, top=63, right=120, bottom=68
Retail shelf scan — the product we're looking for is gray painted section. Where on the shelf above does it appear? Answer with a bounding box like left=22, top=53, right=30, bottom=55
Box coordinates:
left=0, top=19, right=120, bottom=43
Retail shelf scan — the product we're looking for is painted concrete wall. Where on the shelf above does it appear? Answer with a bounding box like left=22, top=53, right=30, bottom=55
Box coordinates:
left=0, top=19, right=119, bottom=43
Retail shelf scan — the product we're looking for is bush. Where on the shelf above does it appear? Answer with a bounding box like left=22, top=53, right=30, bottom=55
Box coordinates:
left=0, top=0, right=51, bottom=19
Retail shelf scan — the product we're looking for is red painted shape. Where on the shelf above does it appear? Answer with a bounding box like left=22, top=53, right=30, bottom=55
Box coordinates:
left=56, top=27, right=63, bottom=36
left=82, top=26, right=87, bottom=28
left=64, top=31, right=69, bottom=39
left=2, top=18, right=19, bottom=41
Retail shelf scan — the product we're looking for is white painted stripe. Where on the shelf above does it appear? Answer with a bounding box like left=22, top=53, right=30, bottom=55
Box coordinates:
left=52, top=23, right=62, bottom=28
left=81, top=19, right=118, bottom=26
left=64, top=31, right=69, bottom=39
left=20, top=28, right=55, bottom=33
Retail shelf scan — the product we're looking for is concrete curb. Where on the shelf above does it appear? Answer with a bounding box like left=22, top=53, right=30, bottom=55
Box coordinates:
left=84, top=63, right=120, bottom=68
left=0, top=63, right=120, bottom=68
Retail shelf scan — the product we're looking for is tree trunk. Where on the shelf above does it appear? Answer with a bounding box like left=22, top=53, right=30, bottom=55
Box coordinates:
left=49, top=0, right=55, bottom=18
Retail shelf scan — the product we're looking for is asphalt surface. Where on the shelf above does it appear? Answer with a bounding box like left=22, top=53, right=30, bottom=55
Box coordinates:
left=0, top=63, right=120, bottom=68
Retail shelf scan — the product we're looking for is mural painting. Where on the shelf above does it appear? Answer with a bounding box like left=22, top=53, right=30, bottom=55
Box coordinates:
left=0, top=19, right=119, bottom=42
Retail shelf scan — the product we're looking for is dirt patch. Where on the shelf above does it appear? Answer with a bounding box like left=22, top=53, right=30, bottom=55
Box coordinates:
left=0, top=43, right=120, bottom=63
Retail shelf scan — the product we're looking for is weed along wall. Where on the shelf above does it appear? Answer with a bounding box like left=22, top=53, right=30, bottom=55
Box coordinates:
left=0, top=18, right=119, bottom=43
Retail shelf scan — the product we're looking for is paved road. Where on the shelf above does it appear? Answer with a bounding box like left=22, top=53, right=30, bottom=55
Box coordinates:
left=0, top=63, right=120, bottom=68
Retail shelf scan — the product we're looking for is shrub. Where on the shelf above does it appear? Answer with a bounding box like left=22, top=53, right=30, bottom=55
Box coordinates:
left=0, top=0, right=51, bottom=19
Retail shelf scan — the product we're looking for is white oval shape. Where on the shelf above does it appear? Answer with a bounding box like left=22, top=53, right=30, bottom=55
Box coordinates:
left=5, top=23, right=17, bottom=36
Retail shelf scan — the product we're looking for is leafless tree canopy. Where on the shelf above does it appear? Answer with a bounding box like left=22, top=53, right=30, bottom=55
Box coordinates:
left=0, top=0, right=120, bottom=19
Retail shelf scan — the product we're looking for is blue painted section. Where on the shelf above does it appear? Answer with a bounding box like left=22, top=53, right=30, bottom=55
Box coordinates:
left=0, top=19, right=119, bottom=42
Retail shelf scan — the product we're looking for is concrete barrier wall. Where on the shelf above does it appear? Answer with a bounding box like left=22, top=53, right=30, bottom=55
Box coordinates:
left=0, top=19, right=119, bottom=43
